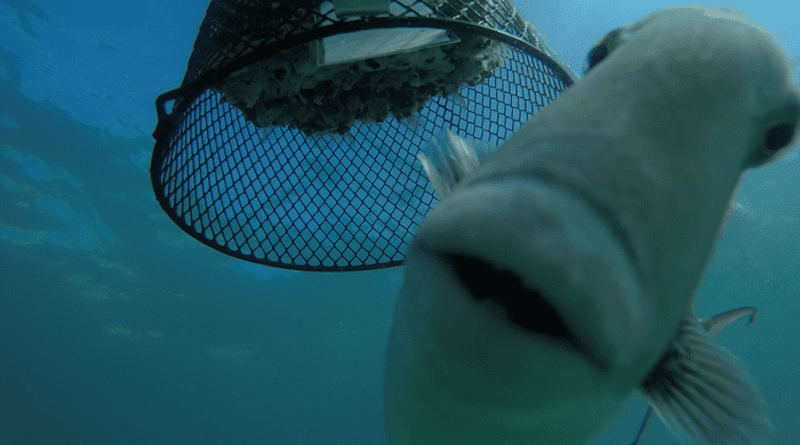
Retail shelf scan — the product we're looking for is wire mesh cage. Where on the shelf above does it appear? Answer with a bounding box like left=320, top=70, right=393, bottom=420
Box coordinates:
left=150, top=0, right=576, bottom=271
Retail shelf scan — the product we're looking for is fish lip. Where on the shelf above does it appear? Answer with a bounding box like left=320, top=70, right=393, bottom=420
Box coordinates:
left=436, top=250, right=611, bottom=372
left=413, top=176, right=646, bottom=374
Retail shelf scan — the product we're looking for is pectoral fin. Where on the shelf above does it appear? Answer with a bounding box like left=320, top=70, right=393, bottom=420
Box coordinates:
left=416, top=128, right=496, bottom=198
left=639, top=311, right=773, bottom=444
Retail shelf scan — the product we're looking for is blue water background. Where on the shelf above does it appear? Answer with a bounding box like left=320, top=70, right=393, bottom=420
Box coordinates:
left=1, top=0, right=798, bottom=444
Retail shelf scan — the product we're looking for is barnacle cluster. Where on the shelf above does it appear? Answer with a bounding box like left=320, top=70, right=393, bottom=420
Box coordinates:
left=214, top=32, right=503, bottom=135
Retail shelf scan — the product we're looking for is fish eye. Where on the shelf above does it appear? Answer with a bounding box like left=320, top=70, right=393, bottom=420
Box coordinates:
left=765, top=123, right=795, bottom=151
left=585, top=27, right=623, bottom=73
left=586, top=45, right=610, bottom=72
left=749, top=98, right=800, bottom=166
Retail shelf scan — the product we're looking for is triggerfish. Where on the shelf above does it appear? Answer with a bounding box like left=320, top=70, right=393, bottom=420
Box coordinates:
left=385, top=5, right=799, bottom=445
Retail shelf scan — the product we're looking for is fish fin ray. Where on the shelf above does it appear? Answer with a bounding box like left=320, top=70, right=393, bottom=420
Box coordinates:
left=640, top=313, right=774, bottom=444
left=417, top=128, right=496, bottom=198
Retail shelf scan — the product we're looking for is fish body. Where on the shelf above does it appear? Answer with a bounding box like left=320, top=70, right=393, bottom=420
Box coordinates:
left=385, top=5, right=799, bottom=445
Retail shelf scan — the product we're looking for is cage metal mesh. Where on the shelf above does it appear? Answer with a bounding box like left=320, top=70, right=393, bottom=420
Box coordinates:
left=151, top=0, right=575, bottom=271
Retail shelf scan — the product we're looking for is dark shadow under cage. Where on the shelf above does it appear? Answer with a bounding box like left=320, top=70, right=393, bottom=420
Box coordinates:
left=151, top=0, right=575, bottom=271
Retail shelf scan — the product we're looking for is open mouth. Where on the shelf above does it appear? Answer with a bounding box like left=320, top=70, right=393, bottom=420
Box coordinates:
left=412, top=177, right=646, bottom=374
left=445, top=254, right=591, bottom=362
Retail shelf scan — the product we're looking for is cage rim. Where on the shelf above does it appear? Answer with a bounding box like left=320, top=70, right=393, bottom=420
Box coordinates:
left=153, top=16, right=575, bottom=141
left=150, top=15, right=577, bottom=272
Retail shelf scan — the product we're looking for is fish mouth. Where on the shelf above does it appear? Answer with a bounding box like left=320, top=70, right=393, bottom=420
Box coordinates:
left=412, top=177, right=647, bottom=374
left=444, top=253, right=597, bottom=364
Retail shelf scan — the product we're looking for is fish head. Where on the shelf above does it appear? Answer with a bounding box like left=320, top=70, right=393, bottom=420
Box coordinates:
left=385, top=5, right=799, bottom=445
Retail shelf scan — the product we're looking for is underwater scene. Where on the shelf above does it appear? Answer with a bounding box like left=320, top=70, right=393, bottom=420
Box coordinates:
left=1, top=0, right=799, bottom=444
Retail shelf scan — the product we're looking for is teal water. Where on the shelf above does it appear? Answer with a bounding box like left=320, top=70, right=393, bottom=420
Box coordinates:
left=1, top=1, right=798, bottom=444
